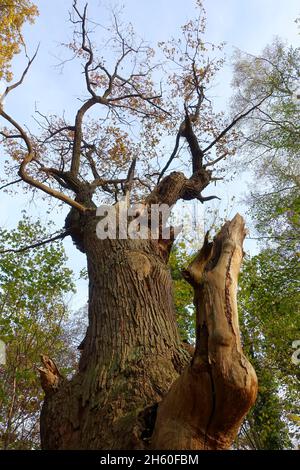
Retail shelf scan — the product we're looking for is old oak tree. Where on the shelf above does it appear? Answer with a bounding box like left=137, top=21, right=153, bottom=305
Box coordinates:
left=0, top=1, right=270, bottom=450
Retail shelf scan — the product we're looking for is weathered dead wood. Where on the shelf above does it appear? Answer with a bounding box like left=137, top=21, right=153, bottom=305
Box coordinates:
left=151, top=214, right=258, bottom=450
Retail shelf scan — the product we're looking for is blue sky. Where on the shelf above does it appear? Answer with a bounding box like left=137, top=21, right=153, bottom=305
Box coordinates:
left=0, top=0, right=299, bottom=309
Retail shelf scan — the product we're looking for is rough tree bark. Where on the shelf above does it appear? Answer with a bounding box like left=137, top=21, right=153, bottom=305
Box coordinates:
left=39, top=210, right=257, bottom=450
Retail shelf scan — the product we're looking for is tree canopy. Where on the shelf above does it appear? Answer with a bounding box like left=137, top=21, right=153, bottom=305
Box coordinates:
left=0, top=0, right=299, bottom=452
left=0, top=218, right=75, bottom=449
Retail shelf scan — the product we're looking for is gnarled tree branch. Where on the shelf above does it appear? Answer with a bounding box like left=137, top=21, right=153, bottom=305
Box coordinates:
left=0, top=108, right=89, bottom=212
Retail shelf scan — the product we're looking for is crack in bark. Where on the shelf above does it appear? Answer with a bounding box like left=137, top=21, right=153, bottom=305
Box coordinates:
left=204, top=363, right=216, bottom=449
left=225, top=250, right=234, bottom=325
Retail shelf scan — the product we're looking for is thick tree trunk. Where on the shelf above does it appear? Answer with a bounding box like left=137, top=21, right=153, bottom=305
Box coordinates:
left=39, top=212, right=257, bottom=450
left=39, top=212, right=189, bottom=449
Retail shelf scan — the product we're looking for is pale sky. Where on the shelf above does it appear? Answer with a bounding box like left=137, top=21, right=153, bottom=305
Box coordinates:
left=0, top=0, right=299, bottom=309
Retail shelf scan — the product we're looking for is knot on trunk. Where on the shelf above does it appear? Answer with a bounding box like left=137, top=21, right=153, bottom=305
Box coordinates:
left=65, top=207, right=85, bottom=252
left=38, top=354, right=62, bottom=395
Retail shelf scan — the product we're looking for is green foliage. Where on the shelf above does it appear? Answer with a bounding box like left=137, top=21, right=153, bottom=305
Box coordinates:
left=169, top=240, right=194, bottom=342
left=232, top=36, right=300, bottom=449
left=232, top=38, right=300, bottom=251
left=0, top=217, right=75, bottom=449
left=237, top=250, right=300, bottom=449
left=237, top=363, right=292, bottom=450
left=240, top=251, right=300, bottom=376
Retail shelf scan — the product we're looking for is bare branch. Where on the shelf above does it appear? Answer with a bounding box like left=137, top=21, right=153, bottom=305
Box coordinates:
left=181, top=105, right=204, bottom=173
left=157, top=133, right=181, bottom=183
left=158, top=105, right=203, bottom=183
left=0, top=229, right=69, bottom=255
left=0, top=131, right=23, bottom=140
left=0, top=178, right=22, bottom=191
left=204, top=152, right=228, bottom=167
left=70, top=96, right=107, bottom=177
left=82, top=143, right=100, bottom=180
left=197, top=194, right=220, bottom=203
left=42, top=125, right=75, bottom=143
left=0, top=109, right=33, bottom=153
left=0, top=46, right=39, bottom=105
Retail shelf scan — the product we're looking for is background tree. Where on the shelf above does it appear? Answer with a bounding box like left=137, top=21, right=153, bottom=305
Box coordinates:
left=231, top=38, right=299, bottom=246
left=236, top=250, right=299, bottom=449
left=0, top=217, right=75, bottom=449
left=230, top=37, right=300, bottom=449
left=169, top=239, right=194, bottom=343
